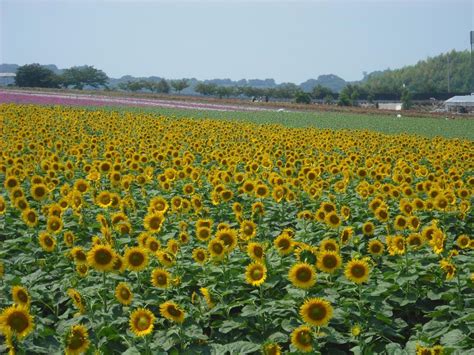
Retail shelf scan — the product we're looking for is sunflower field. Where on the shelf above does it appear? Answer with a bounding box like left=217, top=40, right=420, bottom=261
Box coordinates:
left=0, top=104, right=473, bottom=355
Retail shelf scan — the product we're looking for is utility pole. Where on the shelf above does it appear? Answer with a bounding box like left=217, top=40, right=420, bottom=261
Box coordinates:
left=447, top=53, right=450, bottom=93
left=471, top=31, right=474, bottom=94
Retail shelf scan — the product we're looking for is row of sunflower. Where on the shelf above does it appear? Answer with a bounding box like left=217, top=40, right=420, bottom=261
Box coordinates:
left=0, top=104, right=473, bottom=354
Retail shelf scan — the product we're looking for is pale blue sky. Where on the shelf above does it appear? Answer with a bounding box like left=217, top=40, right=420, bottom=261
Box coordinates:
left=0, top=0, right=472, bottom=83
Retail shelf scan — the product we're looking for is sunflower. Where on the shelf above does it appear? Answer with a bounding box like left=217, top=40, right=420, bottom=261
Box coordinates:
left=71, top=247, right=87, bottom=264
left=345, top=259, right=370, bottom=284
left=319, top=239, right=339, bottom=253
left=340, top=227, right=353, bottom=245
left=95, top=191, right=112, bottom=208
left=240, top=220, right=257, bottom=240
left=394, top=215, right=408, bottom=231
left=67, top=288, right=85, bottom=314
left=143, top=212, right=165, bottom=233
left=30, top=183, right=48, bottom=201
left=362, top=221, right=375, bottom=236
left=151, top=268, right=170, bottom=289
left=368, top=240, right=385, bottom=255
left=324, top=211, right=341, bottom=228
left=192, top=247, right=208, bottom=265
left=124, top=246, right=149, bottom=272
left=274, top=232, right=294, bottom=255
left=288, top=262, right=316, bottom=289
left=129, top=308, right=155, bottom=336
left=387, top=235, right=406, bottom=255
left=159, top=301, right=185, bottom=324
left=407, top=233, right=424, bottom=250
left=146, top=236, right=161, bottom=253
left=290, top=325, right=313, bottom=353
left=245, top=261, right=267, bottom=287
left=115, top=282, right=133, bottom=306
left=4, top=176, right=19, bottom=191
left=439, top=259, right=456, bottom=280
left=12, top=286, right=30, bottom=308
left=0, top=196, right=6, bottom=215
left=216, top=228, right=238, bottom=251
left=208, top=239, right=226, bottom=260
left=200, top=287, right=215, bottom=309
left=112, top=255, right=126, bottom=273
left=39, top=231, right=56, bottom=253
left=0, top=305, right=34, bottom=339
left=374, top=207, right=389, bottom=222
left=255, top=184, right=269, bottom=198
left=196, top=219, right=212, bottom=229
left=65, top=324, right=90, bottom=355
left=63, top=231, right=75, bottom=248
left=21, top=208, right=38, bottom=228
left=74, top=179, right=90, bottom=194
left=87, top=244, right=116, bottom=272
left=47, top=215, right=63, bottom=234
left=76, top=264, right=88, bottom=278
left=262, top=343, right=281, bottom=355
left=196, top=227, right=212, bottom=242
left=247, top=242, right=265, bottom=261
left=157, top=251, right=175, bottom=268
left=456, top=234, right=470, bottom=249
left=299, top=297, right=333, bottom=326
left=317, top=251, right=342, bottom=274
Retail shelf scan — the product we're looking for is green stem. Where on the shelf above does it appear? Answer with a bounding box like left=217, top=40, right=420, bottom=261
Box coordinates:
left=102, top=272, right=108, bottom=313
left=259, top=285, right=266, bottom=335
left=456, top=272, right=463, bottom=310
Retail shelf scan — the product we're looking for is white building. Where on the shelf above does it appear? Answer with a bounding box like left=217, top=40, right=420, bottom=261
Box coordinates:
left=0, top=73, right=16, bottom=86
left=444, top=94, right=474, bottom=113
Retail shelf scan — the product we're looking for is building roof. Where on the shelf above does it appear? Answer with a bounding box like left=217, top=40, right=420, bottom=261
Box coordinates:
left=0, top=73, right=16, bottom=77
left=445, top=95, right=474, bottom=105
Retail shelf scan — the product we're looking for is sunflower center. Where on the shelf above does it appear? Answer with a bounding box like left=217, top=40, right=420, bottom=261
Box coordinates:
left=351, top=264, right=366, bottom=278
left=212, top=243, right=224, bottom=254
left=136, top=315, right=151, bottom=330
left=120, top=288, right=131, bottom=299
left=253, top=246, right=263, bottom=258
left=95, top=249, right=113, bottom=265
left=323, top=255, right=337, bottom=268
left=309, top=304, right=326, bottom=321
left=149, top=217, right=161, bottom=230
left=68, top=333, right=85, bottom=350
left=296, top=267, right=312, bottom=282
left=17, top=290, right=28, bottom=303
left=168, top=305, right=181, bottom=317
left=324, top=243, right=337, bottom=252
left=371, top=244, right=381, bottom=253
left=8, top=312, right=29, bottom=332
left=156, top=274, right=167, bottom=285
left=130, top=252, right=144, bottom=266
left=251, top=267, right=263, bottom=280
left=296, top=330, right=312, bottom=345
left=278, top=239, right=290, bottom=249
left=44, top=237, right=54, bottom=247
left=27, top=212, right=36, bottom=222
left=329, top=215, right=339, bottom=224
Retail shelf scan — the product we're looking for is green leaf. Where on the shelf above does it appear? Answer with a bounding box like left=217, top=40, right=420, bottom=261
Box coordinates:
left=441, top=329, right=465, bottom=346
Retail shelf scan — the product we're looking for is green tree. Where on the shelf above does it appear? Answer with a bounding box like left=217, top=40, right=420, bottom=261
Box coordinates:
left=195, top=82, right=218, bottom=96
left=152, top=79, right=171, bottom=94
left=401, top=89, right=413, bottom=110
left=15, top=64, right=60, bottom=88
left=61, top=66, right=108, bottom=90
left=337, top=92, right=352, bottom=106
left=295, top=91, right=311, bottom=104
left=170, top=79, right=189, bottom=93
left=312, top=85, right=334, bottom=99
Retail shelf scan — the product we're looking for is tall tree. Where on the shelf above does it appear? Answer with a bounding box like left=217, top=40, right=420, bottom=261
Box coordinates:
left=170, top=79, right=189, bottom=93
left=61, top=66, right=108, bottom=90
left=15, top=64, right=59, bottom=88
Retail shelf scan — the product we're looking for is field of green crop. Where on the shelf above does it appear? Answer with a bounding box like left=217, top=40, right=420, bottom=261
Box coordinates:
left=89, top=106, right=474, bottom=140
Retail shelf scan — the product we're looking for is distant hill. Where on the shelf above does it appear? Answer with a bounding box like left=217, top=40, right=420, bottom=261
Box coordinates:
left=361, top=50, right=471, bottom=94
left=300, top=74, right=347, bottom=93
left=2, top=50, right=470, bottom=95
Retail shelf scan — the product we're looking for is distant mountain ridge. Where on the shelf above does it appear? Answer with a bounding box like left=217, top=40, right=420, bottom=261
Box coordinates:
left=0, top=63, right=349, bottom=93
left=1, top=49, right=470, bottom=94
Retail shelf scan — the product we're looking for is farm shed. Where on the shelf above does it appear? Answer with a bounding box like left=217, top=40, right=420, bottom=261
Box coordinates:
left=378, top=103, right=402, bottom=111
left=0, top=72, right=16, bottom=86
left=444, top=94, right=474, bottom=113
